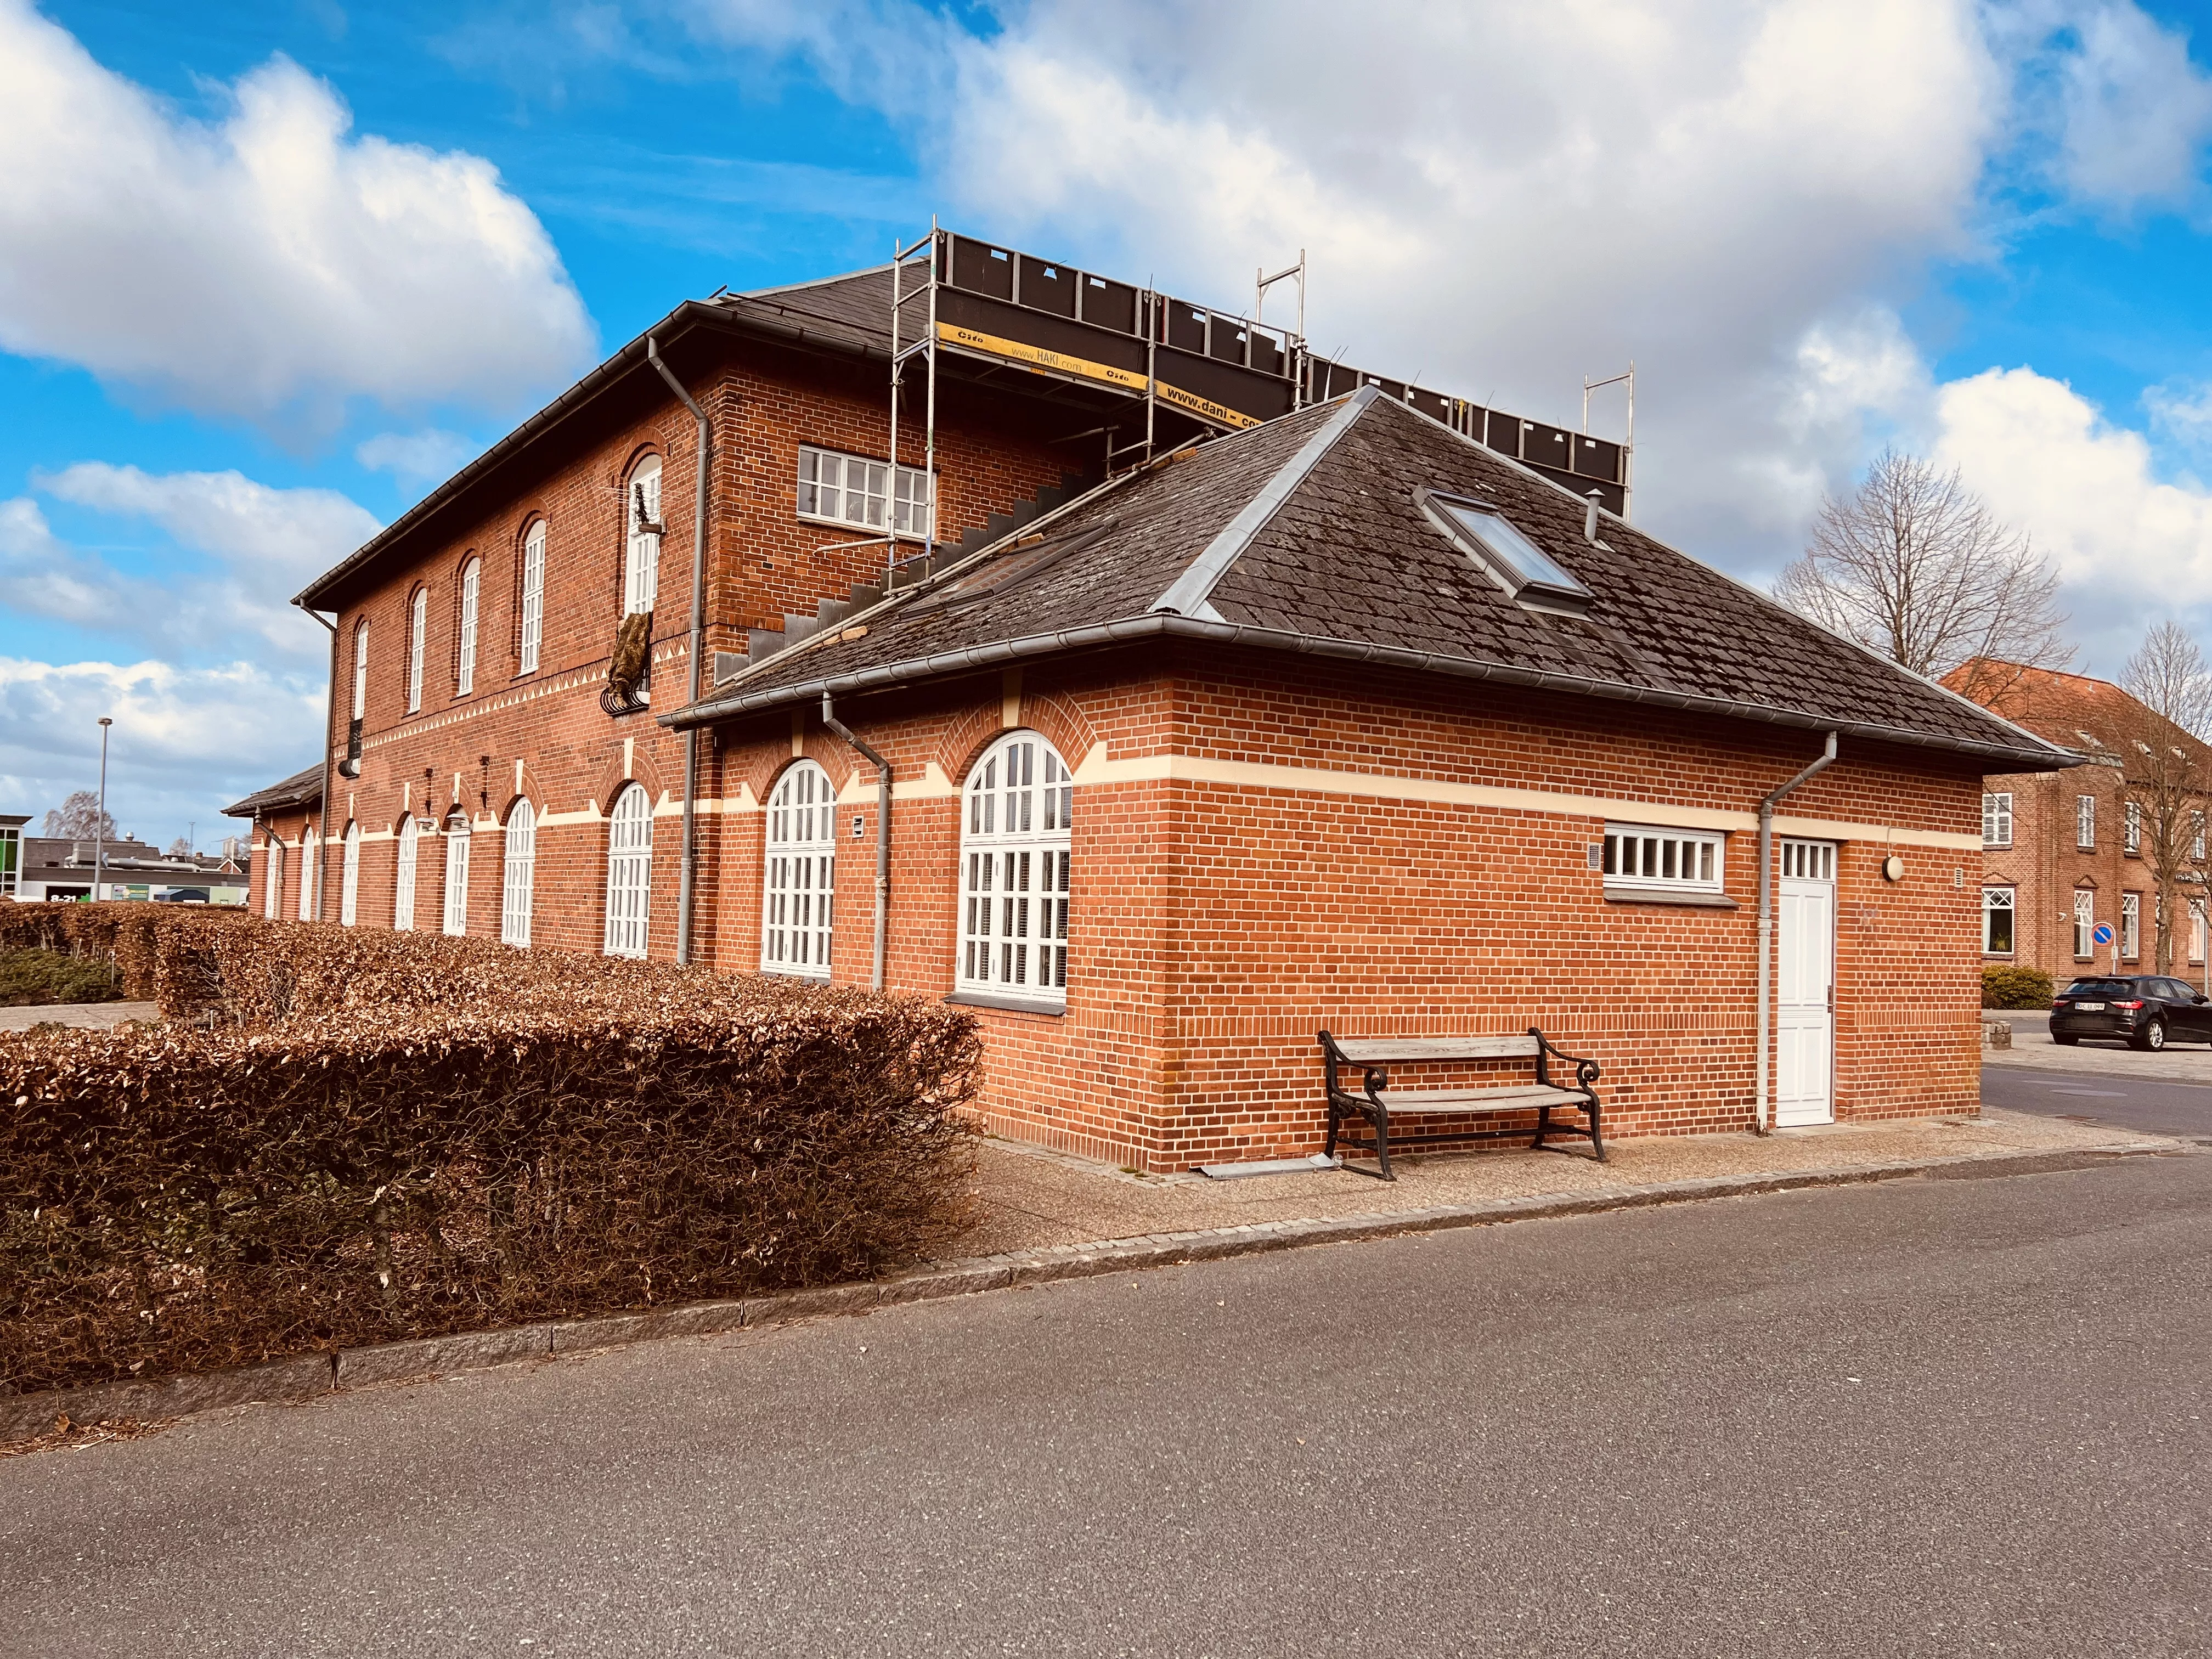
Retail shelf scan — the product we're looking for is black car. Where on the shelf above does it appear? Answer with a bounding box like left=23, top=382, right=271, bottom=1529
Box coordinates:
left=2049, top=975, right=2212, bottom=1050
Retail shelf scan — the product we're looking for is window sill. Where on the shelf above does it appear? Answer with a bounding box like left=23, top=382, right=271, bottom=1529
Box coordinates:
left=1604, top=887, right=1739, bottom=910
left=946, top=990, right=1068, bottom=1018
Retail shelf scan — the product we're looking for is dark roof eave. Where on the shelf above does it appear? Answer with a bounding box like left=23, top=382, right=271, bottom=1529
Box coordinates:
left=662, top=615, right=2084, bottom=773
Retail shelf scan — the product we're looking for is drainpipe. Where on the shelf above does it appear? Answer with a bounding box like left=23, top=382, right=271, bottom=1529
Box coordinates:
left=821, top=692, right=891, bottom=992
left=1755, top=732, right=1839, bottom=1135
left=647, top=336, right=711, bottom=966
left=294, top=600, right=338, bottom=922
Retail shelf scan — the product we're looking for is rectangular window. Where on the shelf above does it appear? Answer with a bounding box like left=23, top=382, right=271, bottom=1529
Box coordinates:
left=2125, top=800, right=2141, bottom=856
left=520, top=525, right=545, bottom=674
left=456, top=561, right=479, bottom=696
left=2194, top=901, right=2207, bottom=966
left=1982, top=885, right=2015, bottom=955
left=2121, top=891, right=2141, bottom=960
left=2074, top=889, right=2095, bottom=958
left=297, top=833, right=314, bottom=922
left=263, top=840, right=284, bottom=920
left=1601, top=823, right=1724, bottom=894
left=2196, top=811, right=2205, bottom=865
left=408, top=587, right=426, bottom=714
left=1982, top=792, right=2013, bottom=848
left=2077, top=793, right=2096, bottom=850
left=797, top=444, right=934, bottom=538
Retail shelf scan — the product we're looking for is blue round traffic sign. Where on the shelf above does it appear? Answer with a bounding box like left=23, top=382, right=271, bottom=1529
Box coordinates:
left=2092, top=923, right=2115, bottom=945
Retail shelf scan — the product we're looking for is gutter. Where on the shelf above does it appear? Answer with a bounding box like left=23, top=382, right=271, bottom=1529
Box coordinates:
left=662, top=612, right=2081, bottom=774
left=1754, top=733, right=1838, bottom=1136
left=647, top=336, right=713, bottom=967
left=294, top=600, right=338, bottom=923
left=821, top=693, right=892, bottom=992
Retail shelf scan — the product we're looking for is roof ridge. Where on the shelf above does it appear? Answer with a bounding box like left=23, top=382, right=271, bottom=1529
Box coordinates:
left=733, top=261, right=898, bottom=302
left=1148, top=388, right=1376, bottom=619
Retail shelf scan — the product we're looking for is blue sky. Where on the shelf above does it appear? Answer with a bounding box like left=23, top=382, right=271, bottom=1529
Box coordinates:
left=4, top=0, right=2211, bottom=847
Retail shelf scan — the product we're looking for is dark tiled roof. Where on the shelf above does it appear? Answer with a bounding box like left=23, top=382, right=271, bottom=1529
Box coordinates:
left=222, top=764, right=324, bottom=818
left=668, top=391, right=2075, bottom=769
left=718, top=264, right=907, bottom=349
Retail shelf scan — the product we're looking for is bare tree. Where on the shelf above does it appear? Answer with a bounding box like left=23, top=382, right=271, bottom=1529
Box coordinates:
left=2118, top=620, right=2212, bottom=974
left=42, top=791, right=116, bottom=840
left=1775, top=449, right=2071, bottom=690
left=165, top=836, right=194, bottom=857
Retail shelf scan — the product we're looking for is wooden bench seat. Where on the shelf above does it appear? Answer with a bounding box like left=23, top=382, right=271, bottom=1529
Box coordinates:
left=1318, top=1028, right=1605, bottom=1180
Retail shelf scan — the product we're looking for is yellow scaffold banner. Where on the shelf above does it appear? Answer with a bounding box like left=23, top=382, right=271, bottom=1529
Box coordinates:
left=934, top=322, right=1264, bottom=430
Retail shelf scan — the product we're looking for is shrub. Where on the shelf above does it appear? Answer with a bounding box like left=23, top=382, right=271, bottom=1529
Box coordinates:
left=0, top=905, right=980, bottom=1394
left=0, top=949, right=121, bottom=1008
left=1982, top=965, right=2055, bottom=1009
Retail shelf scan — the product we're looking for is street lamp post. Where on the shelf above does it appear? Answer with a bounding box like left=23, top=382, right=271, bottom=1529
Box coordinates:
left=94, top=716, right=112, bottom=902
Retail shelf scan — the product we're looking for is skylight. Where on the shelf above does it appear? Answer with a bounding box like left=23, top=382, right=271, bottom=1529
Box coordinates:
left=1426, top=493, right=1593, bottom=612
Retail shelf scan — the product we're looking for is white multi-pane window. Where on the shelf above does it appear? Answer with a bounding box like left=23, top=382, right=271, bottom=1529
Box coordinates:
left=394, top=816, right=419, bottom=931
left=501, top=798, right=535, bottom=947
left=1779, top=841, right=1834, bottom=880
left=603, top=783, right=652, bottom=958
left=2077, top=793, right=2096, bottom=849
left=441, top=812, right=471, bottom=936
left=297, top=831, right=315, bottom=921
left=1602, top=823, right=1725, bottom=893
left=351, top=623, right=369, bottom=719
left=796, top=445, right=934, bottom=538
left=456, top=558, right=481, bottom=696
left=519, top=522, right=545, bottom=674
left=2194, top=810, right=2206, bottom=864
left=1982, top=792, right=2013, bottom=848
left=2125, top=800, right=2142, bottom=856
left=2074, top=889, right=2094, bottom=958
left=957, top=732, right=1073, bottom=1005
left=2122, top=891, right=2141, bottom=960
left=1982, top=885, right=2015, bottom=955
left=407, top=586, right=427, bottom=713
left=263, top=840, right=284, bottom=919
left=761, top=761, right=837, bottom=978
left=340, top=822, right=360, bottom=927
left=624, top=458, right=662, bottom=617
left=2195, top=900, right=2208, bottom=966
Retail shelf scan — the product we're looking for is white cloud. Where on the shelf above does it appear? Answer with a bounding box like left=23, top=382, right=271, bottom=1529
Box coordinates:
left=0, top=1, right=595, bottom=430
left=2146, top=379, right=2212, bottom=465
left=356, top=428, right=480, bottom=484
left=2046, top=2, right=2212, bottom=210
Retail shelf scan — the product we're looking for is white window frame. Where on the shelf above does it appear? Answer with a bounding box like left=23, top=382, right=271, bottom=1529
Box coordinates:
left=2194, top=899, right=2208, bottom=966
left=603, top=783, right=652, bottom=958
left=2073, top=888, right=2094, bottom=958
left=297, top=830, right=315, bottom=922
left=1982, top=884, right=2015, bottom=956
left=2196, top=811, right=2207, bottom=865
left=394, top=816, right=419, bottom=931
left=263, top=839, right=284, bottom=919
left=456, top=557, right=481, bottom=696
left=796, top=444, right=934, bottom=539
left=2121, top=890, right=2141, bottom=960
left=1602, top=823, right=1725, bottom=894
left=957, top=732, right=1072, bottom=1006
left=340, top=822, right=360, bottom=927
left=520, top=522, right=545, bottom=675
left=761, top=760, right=837, bottom=979
left=441, top=812, right=471, bottom=936
left=501, top=798, right=535, bottom=947
left=351, top=622, right=369, bottom=720
left=1982, top=791, right=2013, bottom=849
left=2077, top=793, right=2096, bottom=850
left=407, top=586, right=427, bottom=714
left=2125, top=799, right=2142, bottom=856
left=624, top=458, right=662, bottom=617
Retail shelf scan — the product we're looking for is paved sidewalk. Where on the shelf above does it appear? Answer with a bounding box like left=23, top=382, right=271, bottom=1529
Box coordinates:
left=0, top=1000, right=158, bottom=1032
left=949, top=1107, right=2160, bottom=1256
left=1985, top=1022, right=2212, bottom=1082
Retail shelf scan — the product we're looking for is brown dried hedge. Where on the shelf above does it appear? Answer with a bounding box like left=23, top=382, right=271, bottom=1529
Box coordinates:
left=0, top=905, right=981, bottom=1394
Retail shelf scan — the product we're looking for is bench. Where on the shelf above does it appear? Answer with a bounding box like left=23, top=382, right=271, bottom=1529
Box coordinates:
left=1317, top=1029, right=1605, bottom=1181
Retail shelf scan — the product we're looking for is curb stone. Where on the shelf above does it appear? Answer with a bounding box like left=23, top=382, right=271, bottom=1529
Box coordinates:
left=0, top=1137, right=2179, bottom=1445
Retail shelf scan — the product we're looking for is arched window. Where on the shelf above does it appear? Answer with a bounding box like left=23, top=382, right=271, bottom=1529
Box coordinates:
left=263, top=838, right=285, bottom=919
left=456, top=557, right=481, bottom=696
left=407, top=586, right=427, bottom=713
left=351, top=622, right=369, bottom=719
left=297, top=828, right=316, bottom=921
left=603, top=783, right=652, bottom=958
left=958, top=732, right=1073, bottom=1006
left=340, top=822, right=360, bottom=926
left=761, top=760, right=836, bottom=978
left=624, top=456, right=662, bottom=617
left=501, top=797, right=536, bottom=947
left=441, top=811, right=471, bottom=936
left=518, top=522, right=545, bottom=675
left=394, top=815, right=419, bottom=930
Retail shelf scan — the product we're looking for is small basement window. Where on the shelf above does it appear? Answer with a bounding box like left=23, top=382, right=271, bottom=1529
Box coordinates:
left=1423, top=492, right=1592, bottom=614
left=1604, top=823, right=1725, bottom=895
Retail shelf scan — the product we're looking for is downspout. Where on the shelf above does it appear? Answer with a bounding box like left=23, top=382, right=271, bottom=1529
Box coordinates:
left=1755, top=732, right=1839, bottom=1135
left=821, top=692, right=891, bottom=992
left=647, top=336, right=710, bottom=966
left=295, top=600, right=338, bottom=922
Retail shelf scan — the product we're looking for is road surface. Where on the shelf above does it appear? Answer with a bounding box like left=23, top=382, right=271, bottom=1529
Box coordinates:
left=1984, top=1057, right=2212, bottom=1139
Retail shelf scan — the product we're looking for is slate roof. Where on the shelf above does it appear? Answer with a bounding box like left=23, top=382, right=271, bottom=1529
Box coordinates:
left=669, top=389, right=2075, bottom=770
left=222, top=764, right=324, bottom=818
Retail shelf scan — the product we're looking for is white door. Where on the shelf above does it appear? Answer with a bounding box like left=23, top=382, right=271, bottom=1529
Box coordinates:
left=1774, top=840, right=1836, bottom=1127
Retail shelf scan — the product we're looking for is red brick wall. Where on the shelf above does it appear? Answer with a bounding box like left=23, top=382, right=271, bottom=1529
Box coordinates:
left=247, top=805, right=321, bottom=921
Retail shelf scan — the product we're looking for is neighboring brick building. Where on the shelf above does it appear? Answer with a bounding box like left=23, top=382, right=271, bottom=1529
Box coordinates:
left=1944, top=662, right=2209, bottom=990
left=222, top=765, right=323, bottom=921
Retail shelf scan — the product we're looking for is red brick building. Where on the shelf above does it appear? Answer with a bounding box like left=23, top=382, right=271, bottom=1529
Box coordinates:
left=222, top=765, right=321, bottom=921
left=249, top=245, right=2074, bottom=1171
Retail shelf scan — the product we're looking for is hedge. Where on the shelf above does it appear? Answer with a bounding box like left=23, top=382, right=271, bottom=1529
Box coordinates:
left=1981, top=965, right=2055, bottom=1010
left=0, top=905, right=980, bottom=1395
left=0, top=948, right=121, bottom=1008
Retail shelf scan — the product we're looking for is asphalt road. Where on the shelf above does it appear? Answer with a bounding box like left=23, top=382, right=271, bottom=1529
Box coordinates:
left=1985, top=1056, right=2212, bottom=1138
left=6, top=1155, right=2209, bottom=1657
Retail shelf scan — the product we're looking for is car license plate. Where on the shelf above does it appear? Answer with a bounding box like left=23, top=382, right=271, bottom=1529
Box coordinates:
left=2075, top=1002, right=2104, bottom=1012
